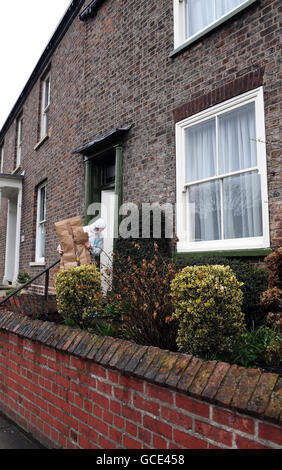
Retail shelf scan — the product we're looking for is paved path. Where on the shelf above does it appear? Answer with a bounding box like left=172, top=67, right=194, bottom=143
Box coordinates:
left=0, top=411, right=44, bottom=449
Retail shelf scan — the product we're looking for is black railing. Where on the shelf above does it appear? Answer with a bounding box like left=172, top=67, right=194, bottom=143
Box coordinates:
left=0, top=259, right=60, bottom=307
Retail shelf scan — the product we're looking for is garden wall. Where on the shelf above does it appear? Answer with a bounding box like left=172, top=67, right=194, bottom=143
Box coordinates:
left=0, top=311, right=281, bottom=449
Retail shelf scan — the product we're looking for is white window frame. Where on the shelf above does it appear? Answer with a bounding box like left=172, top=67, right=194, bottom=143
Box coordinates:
left=173, top=0, right=257, bottom=52
left=16, top=117, right=23, bottom=167
left=35, top=182, right=47, bottom=263
left=175, top=87, right=270, bottom=253
left=40, top=74, right=51, bottom=139
left=0, top=145, right=4, bottom=173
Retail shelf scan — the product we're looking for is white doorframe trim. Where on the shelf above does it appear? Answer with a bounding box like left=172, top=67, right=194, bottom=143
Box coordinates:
left=3, top=189, right=22, bottom=285
left=3, top=199, right=11, bottom=284
left=14, top=187, right=22, bottom=283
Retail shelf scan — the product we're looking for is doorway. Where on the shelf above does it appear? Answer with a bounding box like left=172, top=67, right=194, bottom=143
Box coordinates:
left=0, top=174, right=23, bottom=286
left=100, top=189, right=116, bottom=292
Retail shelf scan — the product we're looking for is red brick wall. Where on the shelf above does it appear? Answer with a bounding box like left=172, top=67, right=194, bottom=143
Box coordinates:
left=0, top=312, right=281, bottom=449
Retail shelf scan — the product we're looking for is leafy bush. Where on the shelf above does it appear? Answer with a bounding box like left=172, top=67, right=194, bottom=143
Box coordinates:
left=263, top=247, right=282, bottom=288
left=224, top=317, right=282, bottom=368
left=55, top=265, right=103, bottom=327
left=108, top=244, right=178, bottom=351
left=260, top=248, right=282, bottom=316
left=84, top=302, right=125, bottom=338
left=261, top=288, right=282, bottom=312
left=17, top=272, right=31, bottom=284
left=113, top=207, right=172, bottom=274
left=5, top=288, right=18, bottom=297
left=171, top=265, right=246, bottom=358
left=175, top=256, right=268, bottom=327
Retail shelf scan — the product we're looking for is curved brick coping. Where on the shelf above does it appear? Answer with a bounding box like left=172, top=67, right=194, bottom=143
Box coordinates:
left=0, top=311, right=281, bottom=426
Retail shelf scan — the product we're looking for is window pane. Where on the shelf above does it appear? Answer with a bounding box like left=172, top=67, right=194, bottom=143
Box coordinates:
left=17, top=119, right=22, bottom=143
left=189, top=181, right=221, bottom=242
left=185, top=0, right=214, bottom=38
left=185, top=118, right=216, bottom=183
left=223, top=172, right=263, bottom=239
left=39, top=186, right=46, bottom=222
left=219, top=102, right=257, bottom=174
left=44, top=109, right=49, bottom=135
left=216, top=0, right=245, bottom=18
left=44, top=77, right=50, bottom=108
left=39, top=223, right=45, bottom=259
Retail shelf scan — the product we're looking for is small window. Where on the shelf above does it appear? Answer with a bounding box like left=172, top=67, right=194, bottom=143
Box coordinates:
left=173, top=0, right=256, bottom=50
left=175, top=87, right=269, bottom=252
left=36, top=182, right=47, bottom=262
left=0, top=145, right=4, bottom=173
left=40, top=74, right=51, bottom=139
left=16, top=116, right=23, bottom=167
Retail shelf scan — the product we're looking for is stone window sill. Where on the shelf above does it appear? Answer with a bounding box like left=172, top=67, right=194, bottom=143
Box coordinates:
left=29, top=262, right=46, bottom=267
left=34, top=134, right=49, bottom=151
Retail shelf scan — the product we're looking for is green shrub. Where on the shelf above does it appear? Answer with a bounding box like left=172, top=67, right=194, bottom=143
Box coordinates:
left=171, top=265, right=246, bottom=358
left=55, top=265, right=103, bottom=328
left=17, top=272, right=31, bottom=284
left=113, top=208, right=172, bottom=276
left=174, top=256, right=268, bottom=327
left=5, top=288, right=18, bottom=297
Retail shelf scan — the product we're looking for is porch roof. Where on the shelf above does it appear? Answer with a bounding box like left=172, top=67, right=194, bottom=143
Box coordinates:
left=73, top=126, right=132, bottom=157
left=0, top=173, right=24, bottom=199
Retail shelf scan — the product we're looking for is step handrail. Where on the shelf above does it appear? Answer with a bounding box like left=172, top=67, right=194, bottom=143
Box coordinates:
left=0, top=259, right=60, bottom=306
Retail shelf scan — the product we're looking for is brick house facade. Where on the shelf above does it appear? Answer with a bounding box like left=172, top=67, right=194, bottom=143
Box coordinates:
left=0, top=0, right=281, bottom=290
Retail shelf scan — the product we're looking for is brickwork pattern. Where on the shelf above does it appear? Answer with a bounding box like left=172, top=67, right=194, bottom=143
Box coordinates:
left=0, top=312, right=281, bottom=449
left=0, top=0, right=281, bottom=285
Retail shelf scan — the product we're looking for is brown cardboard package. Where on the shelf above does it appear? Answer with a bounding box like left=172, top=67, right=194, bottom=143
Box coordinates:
left=55, top=216, right=92, bottom=270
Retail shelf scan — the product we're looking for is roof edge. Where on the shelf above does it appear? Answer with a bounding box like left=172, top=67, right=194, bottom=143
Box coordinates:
left=0, top=0, right=85, bottom=144
left=79, top=0, right=106, bottom=21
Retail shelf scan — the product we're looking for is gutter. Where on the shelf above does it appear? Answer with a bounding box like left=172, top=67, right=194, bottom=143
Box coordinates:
left=0, top=0, right=85, bottom=144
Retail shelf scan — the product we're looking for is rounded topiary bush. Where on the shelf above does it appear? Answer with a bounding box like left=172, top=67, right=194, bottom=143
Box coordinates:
left=55, top=265, right=103, bottom=326
left=171, top=265, right=246, bottom=358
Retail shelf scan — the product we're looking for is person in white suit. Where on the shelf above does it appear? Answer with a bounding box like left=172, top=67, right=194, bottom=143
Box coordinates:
left=58, top=217, right=106, bottom=262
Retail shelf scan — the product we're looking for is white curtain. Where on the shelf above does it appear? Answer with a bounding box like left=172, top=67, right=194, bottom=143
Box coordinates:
left=218, top=102, right=257, bottom=174
left=185, top=118, right=216, bottom=183
left=223, top=172, right=263, bottom=239
left=216, top=0, right=245, bottom=18
left=189, top=181, right=221, bottom=242
left=185, top=0, right=245, bottom=38
left=218, top=102, right=262, bottom=238
left=186, top=118, right=218, bottom=241
left=185, top=0, right=214, bottom=38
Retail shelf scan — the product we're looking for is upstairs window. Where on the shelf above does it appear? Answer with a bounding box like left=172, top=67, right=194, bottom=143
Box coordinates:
left=0, top=145, right=4, bottom=173
left=40, top=73, right=51, bottom=139
left=173, top=0, right=257, bottom=50
left=16, top=116, right=23, bottom=167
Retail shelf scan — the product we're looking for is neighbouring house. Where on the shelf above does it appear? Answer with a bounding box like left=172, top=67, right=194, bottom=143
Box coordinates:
left=0, top=0, right=281, bottom=293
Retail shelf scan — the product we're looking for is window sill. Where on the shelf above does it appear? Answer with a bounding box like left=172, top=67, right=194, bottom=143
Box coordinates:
left=34, top=134, right=49, bottom=151
left=29, top=261, right=46, bottom=267
left=174, top=248, right=273, bottom=259
left=11, top=166, right=22, bottom=175
left=170, top=0, right=257, bottom=58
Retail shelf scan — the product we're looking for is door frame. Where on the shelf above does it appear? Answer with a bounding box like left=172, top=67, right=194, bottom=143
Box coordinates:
left=3, top=188, right=22, bottom=285
left=84, top=144, right=123, bottom=244
left=0, top=174, right=23, bottom=285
